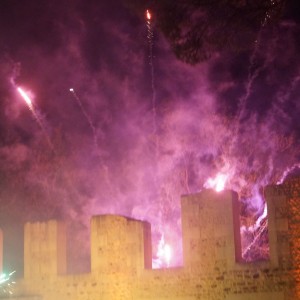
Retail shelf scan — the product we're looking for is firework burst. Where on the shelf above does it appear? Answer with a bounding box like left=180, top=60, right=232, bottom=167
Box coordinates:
left=0, top=271, right=16, bottom=296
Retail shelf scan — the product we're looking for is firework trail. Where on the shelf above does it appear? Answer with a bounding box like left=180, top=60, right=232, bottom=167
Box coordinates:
left=146, top=10, right=172, bottom=267
left=69, top=88, right=99, bottom=154
left=146, top=10, right=158, bottom=155
left=231, top=33, right=270, bottom=143
left=242, top=219, right=268, bottom=261
left=153, top=234, right=172, bottom=268
left=17, top=87, right=55, bottom=152
left=230, top=2, right=280, bottom=148
left=208, top=24, right=277, bottom=261
left=277, top=163, right=300, bottom=184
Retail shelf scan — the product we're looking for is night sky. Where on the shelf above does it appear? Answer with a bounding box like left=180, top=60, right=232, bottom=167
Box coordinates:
left=0, top=0, right=299, bottom=273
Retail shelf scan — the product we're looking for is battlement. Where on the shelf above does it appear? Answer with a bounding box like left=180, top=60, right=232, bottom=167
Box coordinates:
left=181, top=189, right=241, bottom=272
left=0, top=178, right=299, bottom=300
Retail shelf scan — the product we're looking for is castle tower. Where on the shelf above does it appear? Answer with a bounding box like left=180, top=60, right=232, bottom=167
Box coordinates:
left=91, top=215, right=152, bottom=275
left=90, top=215, right=152, bottom=299
left=265, top=177, right=300, bottom=298
left=181, top=189, right=240, bottom=273
left=24, top=220, right=66, bottom=279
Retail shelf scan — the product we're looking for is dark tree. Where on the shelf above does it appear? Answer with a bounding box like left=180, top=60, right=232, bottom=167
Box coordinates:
left=126, top=0, right=286, bottom=64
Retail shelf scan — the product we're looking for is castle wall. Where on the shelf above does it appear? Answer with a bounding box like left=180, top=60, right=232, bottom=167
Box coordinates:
left=90, top=215, right=151, bottom=275
left=0, top=229, right=2, bottom=274
left=265, top=177, right=300, bottom=299
left=1, top=178, right=299, bottom=300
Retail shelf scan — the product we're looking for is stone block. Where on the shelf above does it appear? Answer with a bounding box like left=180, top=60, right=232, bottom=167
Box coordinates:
left=181, top=189, right=240, bottom=272
left=91, top=215, right=151, bottom=274
left=24, top=220, right=66, bottom=278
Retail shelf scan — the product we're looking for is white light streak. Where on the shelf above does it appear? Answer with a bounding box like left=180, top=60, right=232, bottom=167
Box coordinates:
left=17, top=86, right=55, bottom=152
left=204, top=173, right=228, bottom=192
left=146, top=9, right=151, bottom=21
left=17, top=87, right=34, bottom=111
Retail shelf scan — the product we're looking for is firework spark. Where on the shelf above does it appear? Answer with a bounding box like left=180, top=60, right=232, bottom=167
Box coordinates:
left=153, top=234, right=172, bottom=268
left=145, top=10, right=157, bottom=143
left=0, top=271, right=16, bottom=296
left=277, top=163, right=300, bottom=184
left=204, top=172, right=228, bottom=192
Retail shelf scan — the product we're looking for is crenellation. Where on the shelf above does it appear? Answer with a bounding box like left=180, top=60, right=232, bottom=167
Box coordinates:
left=24, top=220, right=66, bottom=279
left=0, top=177, right=299, bottom=299
left=90, top=214, right=151, bottom=277
left=181, top=189, right=241, bottom=273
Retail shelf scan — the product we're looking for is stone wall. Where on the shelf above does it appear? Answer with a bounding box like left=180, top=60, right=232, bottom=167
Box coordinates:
left=0, top=229, right=2, bottom=274
left=265, top=177, right=300, bottom=299
left=0, top=178, right=299, bottom=300
left=24, top=220, right=66, bottom=279
left=181, top=189, right=241, bottom=273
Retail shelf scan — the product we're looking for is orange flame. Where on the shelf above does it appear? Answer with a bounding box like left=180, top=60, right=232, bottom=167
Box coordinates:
left=146, top=9, right=151, bottom=20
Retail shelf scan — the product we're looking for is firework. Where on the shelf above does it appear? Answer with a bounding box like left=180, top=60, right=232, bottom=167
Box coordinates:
left=277, top=163, right=300, bottom=184
left=17, top=87, right=54, bottom=151
left=17, top=87, right=34, bottom=111
left=153, top=234, right=172, bottom=268
left=0, top=271, right=16, bottom=296
left=146, top=9, right=151, bottom=21
left=69, top=88, right=99, bottom=153
left=145, top=10, right=157, bottom=143
left=204, top=172, right=228, bottom=192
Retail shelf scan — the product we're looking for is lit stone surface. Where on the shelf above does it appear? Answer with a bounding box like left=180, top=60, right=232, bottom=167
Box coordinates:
left=225, top=292, right=284, bottom=299
left=0, top=229, right=2, bottom=274
left=0, top=177, right=299, bottom=300
left=24, top=220, right=66, bottom=279
left=181, top=189, right=241, bottom=272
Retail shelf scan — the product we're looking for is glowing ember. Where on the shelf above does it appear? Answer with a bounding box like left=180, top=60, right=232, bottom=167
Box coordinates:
left=146, top=9, right=151, bottom=21
left=204, top=173, right=228, bottom=192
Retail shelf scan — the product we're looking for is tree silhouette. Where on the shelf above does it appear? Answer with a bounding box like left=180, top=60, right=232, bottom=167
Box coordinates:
left=127, top=0, right=286, bottom=63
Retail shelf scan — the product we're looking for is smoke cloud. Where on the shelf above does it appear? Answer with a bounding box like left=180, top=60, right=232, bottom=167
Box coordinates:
left=0, top=0, right=299, bottom=271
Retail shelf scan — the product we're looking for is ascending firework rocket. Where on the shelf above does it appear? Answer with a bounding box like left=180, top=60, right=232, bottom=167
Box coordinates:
left=17, top=87, right=34, bottom=113
left=146, top=9, right=151, bottom=21
left=17, top=86, right=54, bottom=152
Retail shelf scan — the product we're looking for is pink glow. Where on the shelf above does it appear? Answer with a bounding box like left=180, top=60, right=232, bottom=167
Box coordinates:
left=153, top=234, right=173, bottom=268
left=204, top=173, right=228, bottom=192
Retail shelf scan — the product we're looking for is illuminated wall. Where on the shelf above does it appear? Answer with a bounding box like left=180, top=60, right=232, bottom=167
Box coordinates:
left=0, top=177, right=299, bottom=300
left=265, top=177, right=300, bottom=299
left=0, top=229, right=2, bottom=274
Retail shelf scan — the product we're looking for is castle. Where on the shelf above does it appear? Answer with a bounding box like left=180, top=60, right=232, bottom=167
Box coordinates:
left=0, top=177, right=299, bottom=300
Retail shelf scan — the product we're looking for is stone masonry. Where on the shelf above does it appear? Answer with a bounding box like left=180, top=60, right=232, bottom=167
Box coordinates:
left=0, top=177, right=299, bottom=300
left=0, top=229, right=2, bottom=274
